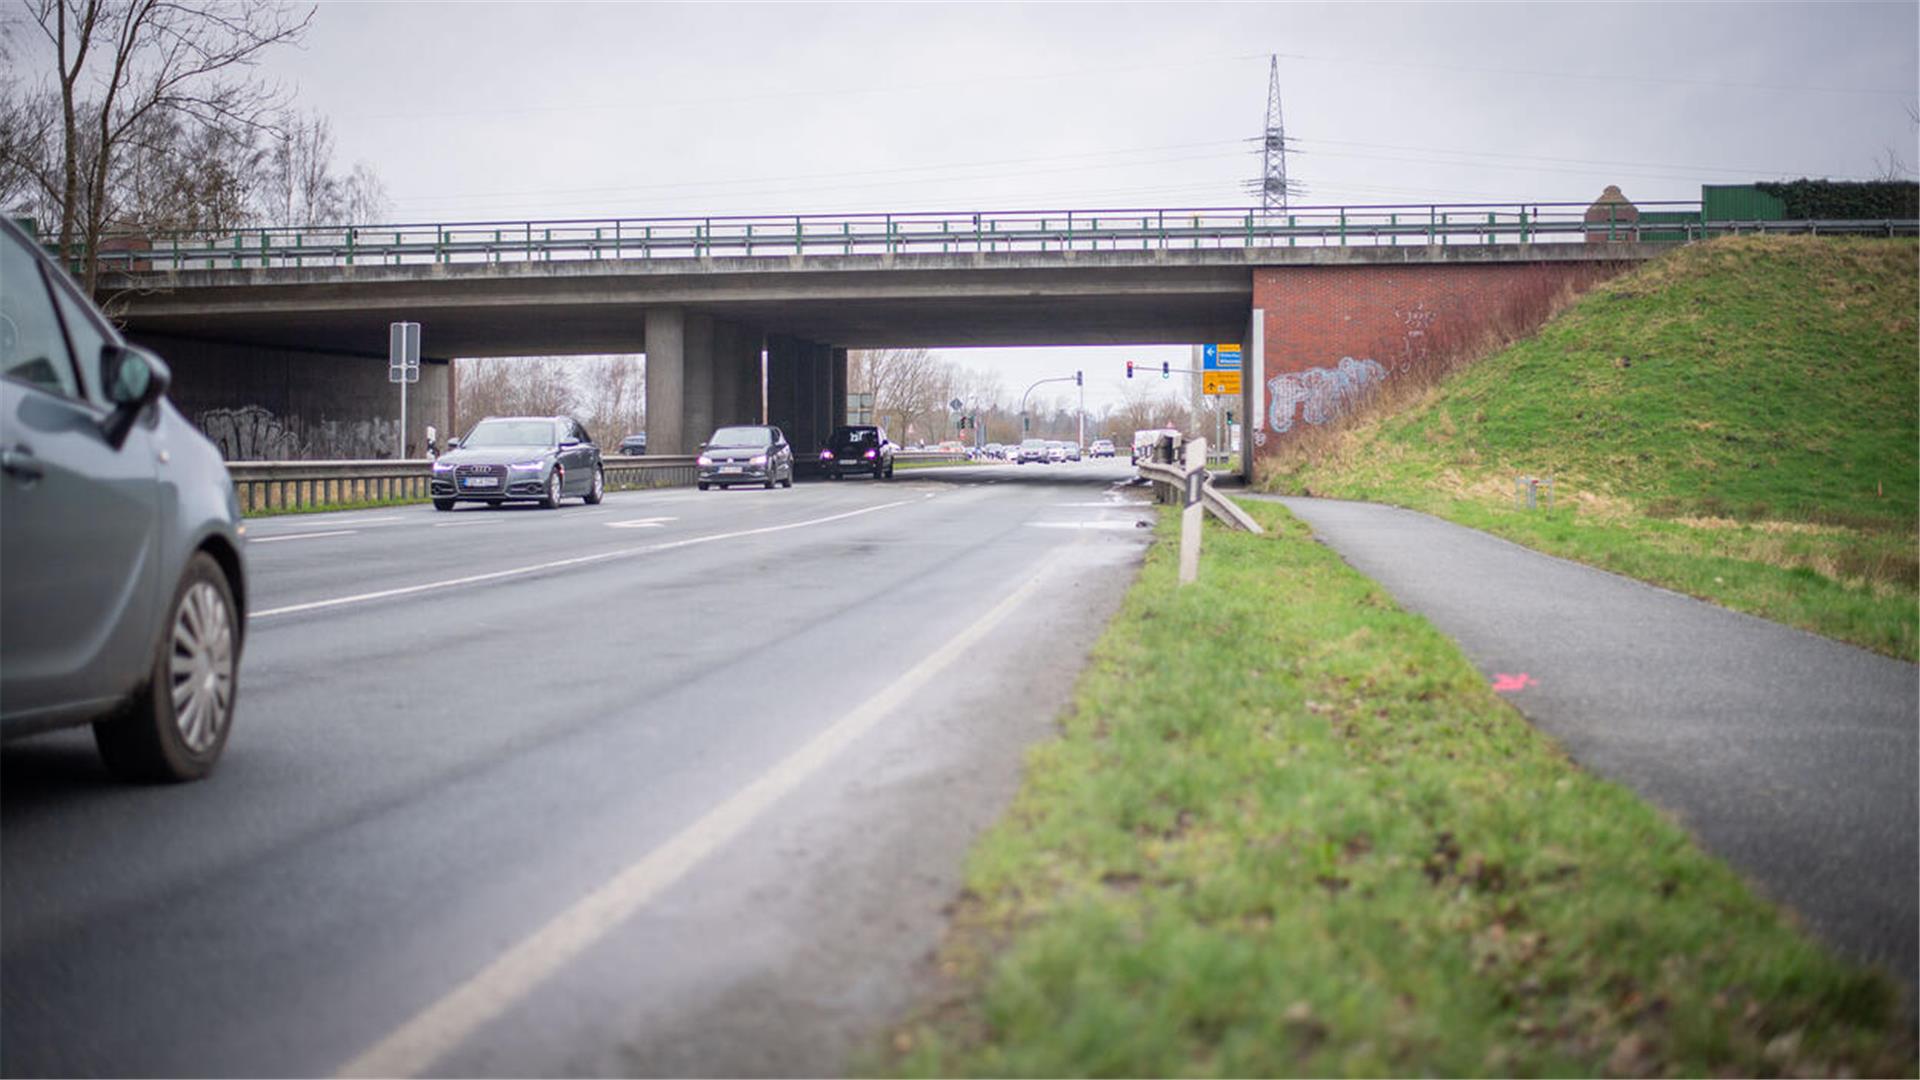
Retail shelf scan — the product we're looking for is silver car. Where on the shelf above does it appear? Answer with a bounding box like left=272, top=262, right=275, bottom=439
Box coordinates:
left=1, top=218, right=248, bottom=782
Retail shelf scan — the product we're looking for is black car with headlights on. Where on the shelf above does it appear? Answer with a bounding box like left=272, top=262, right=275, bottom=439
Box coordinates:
left=818, top=424, right=895, bottom=479
left=697, top=425, right=793, bottom=490
left=430, top=416, right=604, bottom=510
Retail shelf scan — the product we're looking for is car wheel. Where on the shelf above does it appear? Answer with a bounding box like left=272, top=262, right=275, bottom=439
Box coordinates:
left=94, top=553, right=239, bottom=783
left=433, top=498, right=455, bottom=512
left=585, top=466, right=605, bottom=505
left=763, top=472, right=776, bottom=490
left=698, top=482, right=710, bottom=491
left=539, top=471, right=563, bottom=509
left=781, top=468, right=793, bottom=489
left=885, top=459, right=895, bottom=479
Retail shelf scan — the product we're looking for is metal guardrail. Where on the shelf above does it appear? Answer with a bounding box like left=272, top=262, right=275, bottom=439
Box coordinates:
left=73, top=200, right=1857, bottom=274
left=1137, top=451, right=1264, bottom=536
left=228, top=455, right=698, bottom=514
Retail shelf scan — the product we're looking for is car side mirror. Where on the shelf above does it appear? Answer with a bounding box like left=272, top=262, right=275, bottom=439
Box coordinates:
left=446, top=437, right=461, bottom=450
left=99, top=344, right=169, bottom=450
left=697, top=442, right=708, bottom=451
left=559, top=438, right=580, bottom=448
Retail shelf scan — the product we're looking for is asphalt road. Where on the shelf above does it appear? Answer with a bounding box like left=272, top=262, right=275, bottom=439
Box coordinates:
left=2, top=459, right=1155, bottom=1078
left=1259, top=495, right=1920, bottom=990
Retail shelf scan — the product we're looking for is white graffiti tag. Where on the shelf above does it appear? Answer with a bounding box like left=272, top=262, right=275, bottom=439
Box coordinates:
left=1267, top=357, right=1386, bottom=434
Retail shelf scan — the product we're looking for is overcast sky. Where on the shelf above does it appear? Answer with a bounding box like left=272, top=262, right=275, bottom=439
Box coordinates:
left=62, top=2, right=1920, bottom=413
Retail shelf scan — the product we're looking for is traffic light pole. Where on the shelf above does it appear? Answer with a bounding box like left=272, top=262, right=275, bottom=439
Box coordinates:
left=1019, top=373, right=1082, bottom=436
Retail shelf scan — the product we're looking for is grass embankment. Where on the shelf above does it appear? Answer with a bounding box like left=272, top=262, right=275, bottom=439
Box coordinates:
left=881, top=502, right=1913, bottom=1077
left=1263, top=236, right=1918, bottom=661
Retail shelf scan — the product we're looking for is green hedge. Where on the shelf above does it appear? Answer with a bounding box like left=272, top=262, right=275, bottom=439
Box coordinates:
left=1754, top=179, right=1920, bottom=220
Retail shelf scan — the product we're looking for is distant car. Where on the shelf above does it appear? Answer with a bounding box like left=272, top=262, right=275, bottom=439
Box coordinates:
left=432, top=416, right=604, bottom=510
left=820, top=424, right=895, bottom=479
left=618, top=433, right=647, bottom=455
left=1065, top=443, right=1083, bottom=462
left=1046, top=441, right=1067, bottom=463
left=983, top=442, right=1004, bottom=460
left=1016, top=438, right=1049, bottom=464
left=698, top=425, right=794, bottom=490
left=1, top=216, right=249, bottom=782
left=1090, top=439, right=1116, bottom=458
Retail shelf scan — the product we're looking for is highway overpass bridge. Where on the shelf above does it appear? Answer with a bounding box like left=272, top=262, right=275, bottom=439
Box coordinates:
left=95, top=202, right=1710, bottom=470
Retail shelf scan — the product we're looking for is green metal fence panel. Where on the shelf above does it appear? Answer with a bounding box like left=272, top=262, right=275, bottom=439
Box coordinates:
left=1703, top=185, right=1787, bottom=224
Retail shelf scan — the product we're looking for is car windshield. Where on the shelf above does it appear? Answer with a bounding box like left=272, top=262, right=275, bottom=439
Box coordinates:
left=831, top=428, right=875, bottom=447
left=465, top=420, right=557, bottom=447
left=709, top=426, right=773, bottom=448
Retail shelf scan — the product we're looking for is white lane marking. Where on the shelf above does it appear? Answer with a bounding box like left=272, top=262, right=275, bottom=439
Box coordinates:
left=254, top=499, right=916, bottom=620
left=607, top=517, right=677, bottom=529
left=247, top=529, right=359, bottom=544
left=333, top=542, right=1072, bottom=1079
left=1027, top=520, right=1149, bottom=531
left=249, top=514, right=408, bottom=531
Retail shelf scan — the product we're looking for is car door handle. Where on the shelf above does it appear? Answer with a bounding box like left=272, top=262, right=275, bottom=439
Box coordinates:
left=1, top=445, right=43, bottom=482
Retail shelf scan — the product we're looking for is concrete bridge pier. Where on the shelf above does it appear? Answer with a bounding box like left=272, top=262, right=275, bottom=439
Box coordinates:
left=644, top=307, right=686, bottom=455
left=705, top=319, right=766, bottom=432
left=681, top=314, right=715, bottom=450
left=767, top=335, right=843, bottom=456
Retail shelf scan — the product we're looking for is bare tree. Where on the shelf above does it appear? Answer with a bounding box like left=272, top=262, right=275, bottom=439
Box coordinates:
left=573, top=355, right=646, bottom=446
left=25, top=0, right=312, bottom=289
left=454, top=357, right=579, bottom=435
left=854, top=347, right=953, bottom=445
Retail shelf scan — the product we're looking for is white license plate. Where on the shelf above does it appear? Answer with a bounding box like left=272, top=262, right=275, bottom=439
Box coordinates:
left=719, top=466, right=742, bottom=474
left=462, top=477, right=498, bottom=488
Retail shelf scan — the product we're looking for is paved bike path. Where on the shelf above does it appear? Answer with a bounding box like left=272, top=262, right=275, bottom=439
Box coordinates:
left=1250, top=495, right=1918, bottom=988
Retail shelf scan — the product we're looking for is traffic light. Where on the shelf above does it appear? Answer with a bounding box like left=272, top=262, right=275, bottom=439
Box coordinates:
left=1125, top=361, right=1134, bottom=379
left=1161, top=361, right=1170, bottom=380
left=1075, top=370, right=1083, bottom=387
left=1225, top=409, right=1236, bottom=424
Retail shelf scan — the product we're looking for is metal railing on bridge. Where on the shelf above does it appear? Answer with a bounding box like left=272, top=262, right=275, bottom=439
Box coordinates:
left=81, top=200, right=1887, bottom=274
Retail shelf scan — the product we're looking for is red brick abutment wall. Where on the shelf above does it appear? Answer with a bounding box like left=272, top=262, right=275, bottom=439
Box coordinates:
left=1243, top=257, right=1635, bottom=475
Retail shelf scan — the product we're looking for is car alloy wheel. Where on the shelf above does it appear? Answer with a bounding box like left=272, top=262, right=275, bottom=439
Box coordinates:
left=585, top=467, right=605, bottom=505
left=94, top=553, right=239, bottom=782
left=542, top=471, right=562, bottom=509
left=168, top=579, right=236, bottom=754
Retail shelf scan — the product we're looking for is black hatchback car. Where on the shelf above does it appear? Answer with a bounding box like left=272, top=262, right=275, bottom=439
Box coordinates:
left=819, top=424, right=895, bottom=480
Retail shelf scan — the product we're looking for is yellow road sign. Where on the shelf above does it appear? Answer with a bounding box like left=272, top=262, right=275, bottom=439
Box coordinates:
left=1203, top=371, right=1241, bottom=395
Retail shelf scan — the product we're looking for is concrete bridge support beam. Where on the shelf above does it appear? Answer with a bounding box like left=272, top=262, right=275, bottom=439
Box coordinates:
left=829, top=347, right=848, bottom=433
left=709, top=320, right=764, bottom=429
left=767, top=334, right=842, bottom=455
left=681, top=313, right=715, bottom=450
left=644, top=307, right=686, bottom=456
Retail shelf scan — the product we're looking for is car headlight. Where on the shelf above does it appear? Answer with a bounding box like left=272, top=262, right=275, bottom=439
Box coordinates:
left=432, top=460, right=454, bottom=472
left=509, top=459, right=548, bottom=472
left=697, top=454, right=713, bottom=466
left=819, top=449, right=834, bottom=461
left=750, top=454, right=768, bottom=466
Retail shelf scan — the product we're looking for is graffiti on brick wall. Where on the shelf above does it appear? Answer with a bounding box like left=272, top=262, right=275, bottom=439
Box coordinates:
left=196, top=405, right=398, bottom=461
left=1267, top=357, right=1387, bottom=435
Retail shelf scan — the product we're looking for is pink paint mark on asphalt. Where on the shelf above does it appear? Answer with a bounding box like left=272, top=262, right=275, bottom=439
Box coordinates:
left=1491, top=673, right=1537, bottom=693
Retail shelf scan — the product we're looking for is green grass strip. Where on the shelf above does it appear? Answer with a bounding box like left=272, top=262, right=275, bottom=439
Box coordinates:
left=880, top=500, right=1914, bottom=1077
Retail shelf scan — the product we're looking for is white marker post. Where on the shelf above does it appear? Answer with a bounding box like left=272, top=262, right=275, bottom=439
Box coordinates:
left=1178, top=436, right=1206, bottom=586
left=389, top=322, right=421, bottom=458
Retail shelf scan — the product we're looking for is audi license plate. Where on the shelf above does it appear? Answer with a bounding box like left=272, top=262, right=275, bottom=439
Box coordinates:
left=463, top=476, right=498, bottom=488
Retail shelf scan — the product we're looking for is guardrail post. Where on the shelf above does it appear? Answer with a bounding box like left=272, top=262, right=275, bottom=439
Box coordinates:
left=346, top=228, right=356, bottom=266
left=794, top=216, right=802, bottom=256
left=1428, top=205, right=1435, bottom=245
left=1338, top=207, right=1347, bottom=246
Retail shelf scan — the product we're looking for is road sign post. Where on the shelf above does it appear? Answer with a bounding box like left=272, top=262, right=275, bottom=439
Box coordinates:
left=389, top=322, right=420, bottom=458
left=1178, top=437, right=1207, bottom=586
